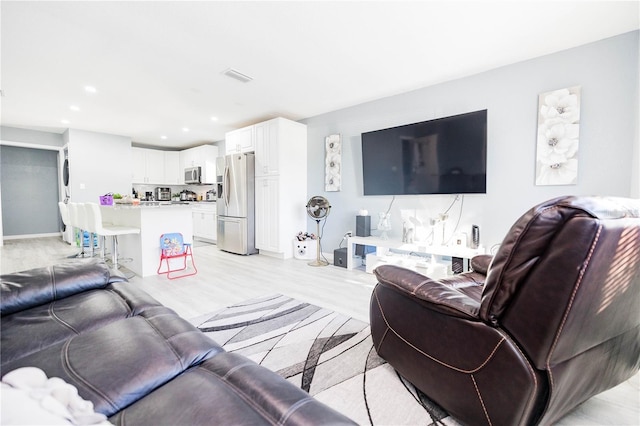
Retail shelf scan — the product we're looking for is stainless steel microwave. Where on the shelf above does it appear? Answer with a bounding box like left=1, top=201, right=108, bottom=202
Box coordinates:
left=184, top=166, right=201, bottom=184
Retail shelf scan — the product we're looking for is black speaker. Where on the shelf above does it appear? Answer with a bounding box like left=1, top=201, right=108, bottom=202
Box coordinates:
left=452, top=257, right=464, bottom=274
left=334, top=248, right=347, bottom=268
left=356, top=215, right=371, bottom=237
left=471, top=225, right=480, bottom=249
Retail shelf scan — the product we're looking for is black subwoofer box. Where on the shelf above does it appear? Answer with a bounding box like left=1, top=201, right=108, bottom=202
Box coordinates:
left=452, top=257, right=464, bottom=274
left=334, top=248, right=348, bottom=268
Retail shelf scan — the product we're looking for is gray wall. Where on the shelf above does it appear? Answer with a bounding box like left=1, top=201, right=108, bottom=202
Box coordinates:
left=0, top=145, right=61, bottom=236
left=302, top=31, right=639, bottom=252
left=1, top=127, right=133, bottom=237
left=0, top=126, right=64, bottom=147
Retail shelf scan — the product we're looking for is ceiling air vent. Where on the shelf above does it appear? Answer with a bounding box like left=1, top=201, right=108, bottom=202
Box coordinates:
left=222, top=68, right=253, bottom=83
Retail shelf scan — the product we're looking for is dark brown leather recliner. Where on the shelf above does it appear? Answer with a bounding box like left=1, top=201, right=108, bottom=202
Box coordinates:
left=370, top=196, right=640, bottom=425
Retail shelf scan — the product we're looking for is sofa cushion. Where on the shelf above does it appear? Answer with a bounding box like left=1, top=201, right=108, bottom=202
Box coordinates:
left=109, top=352, right=356, bottom=426
left=1, top=259, right=125, bottom=316
left=1, top=281, right=167, bottom=365
left=1, top=309, right=223, bottom=416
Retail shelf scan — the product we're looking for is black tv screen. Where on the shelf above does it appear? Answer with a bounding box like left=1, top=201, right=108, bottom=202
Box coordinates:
left=361, top=110, right=487, bottom=195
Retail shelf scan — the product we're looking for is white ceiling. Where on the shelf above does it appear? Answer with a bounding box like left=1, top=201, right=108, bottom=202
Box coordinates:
left=2, top=1, right=638, bottom=149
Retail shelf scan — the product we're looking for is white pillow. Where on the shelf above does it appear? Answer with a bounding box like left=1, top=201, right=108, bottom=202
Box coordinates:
left=1, top=367, right=112, bottom=426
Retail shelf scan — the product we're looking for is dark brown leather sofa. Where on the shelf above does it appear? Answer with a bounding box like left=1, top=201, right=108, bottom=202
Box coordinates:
left=1, top=259, right=355, bottom=425
left=370, top=196, right=640, bottom=425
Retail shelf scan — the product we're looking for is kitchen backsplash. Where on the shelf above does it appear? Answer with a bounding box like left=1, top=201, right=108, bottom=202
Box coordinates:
left=132, top=184, right=216, bottom=201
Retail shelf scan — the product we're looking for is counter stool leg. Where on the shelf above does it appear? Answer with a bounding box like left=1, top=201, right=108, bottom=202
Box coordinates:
left=112, top=235, right=120, bottom=269
left=76, top=227, right=87, bottom=258
left=99, top=235, right=106, bottom=260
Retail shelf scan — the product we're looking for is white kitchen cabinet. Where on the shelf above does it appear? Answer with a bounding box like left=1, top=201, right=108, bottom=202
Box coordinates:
left=132, top=147, right=166, bottom=184
left=180, top=145, right=218, bottom=184
left=180, top=147, right=198, bottom=168
left=225, top=126, right=255, bottom=155
left=255, top=176, right=280, bottom=252
left=192, top=203, right=217, bottom=242
left=164, top=151, right=181, bottom=185
left=254, top=120, right=278, bottom=177
left=253, top=118, right=307, bottom=258
left=254, top=118, right=306, bottom=178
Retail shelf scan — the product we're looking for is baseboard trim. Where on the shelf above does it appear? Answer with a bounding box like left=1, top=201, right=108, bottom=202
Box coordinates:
left=3, top=232, right=62, bottom=241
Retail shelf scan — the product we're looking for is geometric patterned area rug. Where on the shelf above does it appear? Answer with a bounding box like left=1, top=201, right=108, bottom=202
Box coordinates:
left=190, top=294, right=457, bottom=425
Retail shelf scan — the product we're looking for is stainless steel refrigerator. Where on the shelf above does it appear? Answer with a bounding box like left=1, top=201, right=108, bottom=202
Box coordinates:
left=216, top=153, right=258, bottom=255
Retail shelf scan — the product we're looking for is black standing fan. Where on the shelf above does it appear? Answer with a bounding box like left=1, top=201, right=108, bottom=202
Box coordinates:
left=306, top=196, right=331, bottom=267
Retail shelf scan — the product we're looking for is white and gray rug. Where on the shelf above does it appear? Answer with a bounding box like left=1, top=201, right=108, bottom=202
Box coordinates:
left=190, top=294, right=456, bottom=425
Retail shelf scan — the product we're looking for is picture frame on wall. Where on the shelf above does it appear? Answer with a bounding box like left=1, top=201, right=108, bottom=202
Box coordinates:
left=535, top=86, right=581, bottom=185
left=325, top=134, right=341, bottom=191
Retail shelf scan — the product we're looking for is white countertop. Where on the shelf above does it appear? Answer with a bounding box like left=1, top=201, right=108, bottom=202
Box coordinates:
left=103, top=201, right=215, bottom=209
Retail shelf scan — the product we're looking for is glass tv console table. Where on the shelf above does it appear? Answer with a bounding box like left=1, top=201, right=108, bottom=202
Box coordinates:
left=345, top=235, right=486, bottom=276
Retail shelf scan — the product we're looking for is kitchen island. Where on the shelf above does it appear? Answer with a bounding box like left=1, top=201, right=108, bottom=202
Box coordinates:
left=100, top=203, right=193, bottom=277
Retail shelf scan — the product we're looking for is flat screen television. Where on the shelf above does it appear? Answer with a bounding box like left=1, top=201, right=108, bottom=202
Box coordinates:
left=361, top=109, right=487, bottom=195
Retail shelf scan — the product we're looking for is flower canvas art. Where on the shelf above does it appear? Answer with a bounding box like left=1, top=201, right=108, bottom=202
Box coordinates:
left=535, top=86, right=581, bottom=185
left=325, top=134, right=341, bottom=191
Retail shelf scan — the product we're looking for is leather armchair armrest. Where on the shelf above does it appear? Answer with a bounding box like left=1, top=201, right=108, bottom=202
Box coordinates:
left=471, top=254, right=492, bottom=275
left=374, top=265, right=481, bottom=320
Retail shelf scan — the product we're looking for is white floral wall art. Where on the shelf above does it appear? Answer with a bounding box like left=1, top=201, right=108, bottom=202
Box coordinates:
left=325, top=134, right=341, bottom=191
left=536, top=86, right=581, bottom=185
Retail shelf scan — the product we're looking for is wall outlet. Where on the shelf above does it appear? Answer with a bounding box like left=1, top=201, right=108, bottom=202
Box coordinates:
left=347, top=231, right=352, bottom=237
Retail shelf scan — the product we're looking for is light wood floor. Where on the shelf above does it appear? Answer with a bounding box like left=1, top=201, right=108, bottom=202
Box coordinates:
left=2, top=237, right=638, bottom=425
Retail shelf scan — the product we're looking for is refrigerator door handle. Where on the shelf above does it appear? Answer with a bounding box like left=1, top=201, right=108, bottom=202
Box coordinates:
left=223, top=164, right=230, bottom=207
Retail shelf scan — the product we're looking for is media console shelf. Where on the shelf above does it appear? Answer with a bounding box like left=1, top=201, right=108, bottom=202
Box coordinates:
left=346, top=236, right=485, bottom=275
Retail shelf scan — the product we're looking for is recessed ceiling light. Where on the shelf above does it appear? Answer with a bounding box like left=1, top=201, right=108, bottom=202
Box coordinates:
left=182, top=127, right=190, bottom=132
left=61, top=119, right=70, bottom=124
left=160, top=135, right=167, bottom=140
left=84, top=85, right=97, bottom=94
left=210, top=116, right=218, bottom=122
left=70, top=105, right=80, bottom=111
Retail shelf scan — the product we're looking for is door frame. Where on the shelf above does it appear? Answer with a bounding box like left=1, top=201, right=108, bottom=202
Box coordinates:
left=0, top=140, right=66, bottom=246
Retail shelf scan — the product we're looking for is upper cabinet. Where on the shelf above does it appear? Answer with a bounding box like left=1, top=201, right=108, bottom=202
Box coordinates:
left=180, top=145, right=218, bottom=184
left=132, top=145, right=218, bottom=185
left=132, top=147, right=168, bottom=184
left=254, top=120, right=278, bottom=177
left=225, top=126, right=255, bottom=155
left=164, top=151, right=181, bottom=185
left=254, top=118, right=306, bottom=178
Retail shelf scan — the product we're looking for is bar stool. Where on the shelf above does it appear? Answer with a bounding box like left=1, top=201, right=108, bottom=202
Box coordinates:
left=58, top=201, right=80, bottom=259
left=81, top=203, right=98, bottom=258
left=85, top=203, right=140, bottom=269
left=67, top=202, right=86, bottom=257
left=58, top=201, right=70, bottom=231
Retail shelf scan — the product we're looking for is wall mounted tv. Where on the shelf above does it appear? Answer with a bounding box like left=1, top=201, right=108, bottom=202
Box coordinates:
left=361, top=109, right=487, bottom=196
